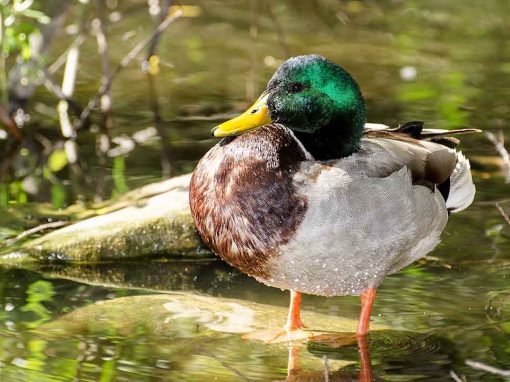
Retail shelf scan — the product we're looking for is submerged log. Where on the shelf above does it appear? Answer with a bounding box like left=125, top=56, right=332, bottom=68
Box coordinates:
left=40, top=293, right=379, bottom=338
left=0, top=174, right=210, bottom=264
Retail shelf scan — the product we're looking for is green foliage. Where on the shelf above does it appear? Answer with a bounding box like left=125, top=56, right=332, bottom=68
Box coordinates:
left=185, top=36, right=205, bottom=64
left=0, top=0, right=50, bottom=60
left=42, top=149, right=69, bottom=208
left=0, top=180, right=23, bottom=205
left=20, top=279, right=55, bottom=329
left=50, top=183, right=66, bottom=208
left=9, top=179, right=27, bottom=203
left=98, top=359, right=117, bottom=382
left=0, top=182, right=7, bottom=206
left=113, top=156, right=129, bottom=195
left=47, top=149, right=68, bottom=173
left=25, top=279, right=55, bottom=303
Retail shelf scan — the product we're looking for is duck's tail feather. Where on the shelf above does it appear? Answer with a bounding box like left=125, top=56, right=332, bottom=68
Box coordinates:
left=446, top=152, right=476, bottom=213
left=364, top=122, right=480, bottom=150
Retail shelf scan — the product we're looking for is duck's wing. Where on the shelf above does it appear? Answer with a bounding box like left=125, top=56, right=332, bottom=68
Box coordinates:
left=356, top=121, right=478, bottom=212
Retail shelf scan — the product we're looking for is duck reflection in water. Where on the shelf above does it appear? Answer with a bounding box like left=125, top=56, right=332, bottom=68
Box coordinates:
left=283, top=334, right=373, bottom=382
left=275, top=330, right=455, bottom=381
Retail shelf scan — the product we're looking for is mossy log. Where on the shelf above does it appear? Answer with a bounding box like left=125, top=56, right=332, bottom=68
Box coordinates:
left=0, top=174, right=210, bottom=264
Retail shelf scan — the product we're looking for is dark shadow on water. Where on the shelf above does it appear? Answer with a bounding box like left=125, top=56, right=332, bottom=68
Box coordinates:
left=283, top=330, right=456, bottom=381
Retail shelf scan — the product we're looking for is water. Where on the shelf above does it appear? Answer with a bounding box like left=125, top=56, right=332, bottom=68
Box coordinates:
left=1, top=0, right=510, bottom=380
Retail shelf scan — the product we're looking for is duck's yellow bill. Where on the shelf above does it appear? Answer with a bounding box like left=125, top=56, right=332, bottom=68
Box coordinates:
left=212, top=92, right=272, bottom=138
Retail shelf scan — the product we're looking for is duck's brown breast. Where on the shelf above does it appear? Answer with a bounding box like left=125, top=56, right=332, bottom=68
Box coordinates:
left=189, top=125, right=308, bottom=279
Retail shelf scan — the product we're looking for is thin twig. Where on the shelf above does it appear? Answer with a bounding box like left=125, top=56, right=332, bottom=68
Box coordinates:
left=170, top=113, right=238, bottom=122
left=42, top=69, right=84, bottom=117
left=466, top=359, right=510, bottom=377
left=495, top=202, right=510, bottom=226
left=58, top=46, right=79, bottom=141
left=485, top=131, right=510, bottom=183
left=147, top=0, right=173, bottom=58
left=57, top=43, right=89, bottom=196
left=449, top=370, right=464, bottom=382
left=475, top=198, right=510, bottom=206
left=94, top=0, right=111, bottom=116
left=0, top=7, right=8, bottom=106
left=146, top=0, right=173, bottom=178
left=43, top=70, right=68, bottom=100
left=76, top=9, right=184, bottom=128
left=0, top=103, right=21, bottom=140
left=94, top=0, right=112, bottom=201
left=6, top=221, right=69, bottom=246
left=48, top=34, right=87, bottom=75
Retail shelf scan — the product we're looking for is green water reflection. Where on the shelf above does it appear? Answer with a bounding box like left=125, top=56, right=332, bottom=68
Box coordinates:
left=1, top=0, right=510, bottom=381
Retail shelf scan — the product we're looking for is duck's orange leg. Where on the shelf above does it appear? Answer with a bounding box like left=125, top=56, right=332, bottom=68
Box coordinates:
left=356, top=288, right=376, bottom=336
left=285, top=290, right=306, bottom=330
left=286, top=343, right=301, bottom=378
left=243, top=290, right=309, bottom=343
left=357, top=333, right=374, bottom=381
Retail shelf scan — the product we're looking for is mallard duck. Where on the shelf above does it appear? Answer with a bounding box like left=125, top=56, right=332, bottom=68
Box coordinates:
left=189, top=54, right=477, bottom=336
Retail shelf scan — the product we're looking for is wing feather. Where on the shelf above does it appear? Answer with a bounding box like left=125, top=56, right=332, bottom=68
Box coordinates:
left=361, top=121, right=477, bottom=210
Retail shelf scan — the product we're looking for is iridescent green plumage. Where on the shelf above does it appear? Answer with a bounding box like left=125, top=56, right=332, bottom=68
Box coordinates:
left=266, top=55, right=366, bottom=159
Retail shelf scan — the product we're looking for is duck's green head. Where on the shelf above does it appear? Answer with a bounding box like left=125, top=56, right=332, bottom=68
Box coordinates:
left=212, top=55, right=366, bottom=157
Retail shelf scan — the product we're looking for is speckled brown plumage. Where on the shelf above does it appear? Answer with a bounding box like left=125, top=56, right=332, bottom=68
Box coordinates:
left=189, top=124, right=308, bottom=278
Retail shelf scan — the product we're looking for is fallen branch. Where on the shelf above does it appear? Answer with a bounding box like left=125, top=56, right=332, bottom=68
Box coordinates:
left=495, top=202, right=510, bottom=226
left=76, top=8, right=184, bottom=128
left=6, top=220, right=68, bottom=246
left=465, top=359, right=510, bottom=377
left=485, top=131, right=510, bottom=183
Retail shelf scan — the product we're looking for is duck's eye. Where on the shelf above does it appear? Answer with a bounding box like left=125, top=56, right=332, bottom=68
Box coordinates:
left=288, top=82, right=304, bottom=93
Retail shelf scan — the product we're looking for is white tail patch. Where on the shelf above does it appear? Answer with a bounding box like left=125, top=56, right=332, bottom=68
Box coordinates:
left=447, top=152, right=475, bottom=213
left=364, top=123, right=389, bottom=131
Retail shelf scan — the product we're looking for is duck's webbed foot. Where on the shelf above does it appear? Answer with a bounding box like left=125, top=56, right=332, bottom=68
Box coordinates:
left=243, top=290, right=310, bottom=343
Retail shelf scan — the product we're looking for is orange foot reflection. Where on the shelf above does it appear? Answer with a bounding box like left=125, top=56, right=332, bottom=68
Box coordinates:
left=284, top=334, right=373, bottom=382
